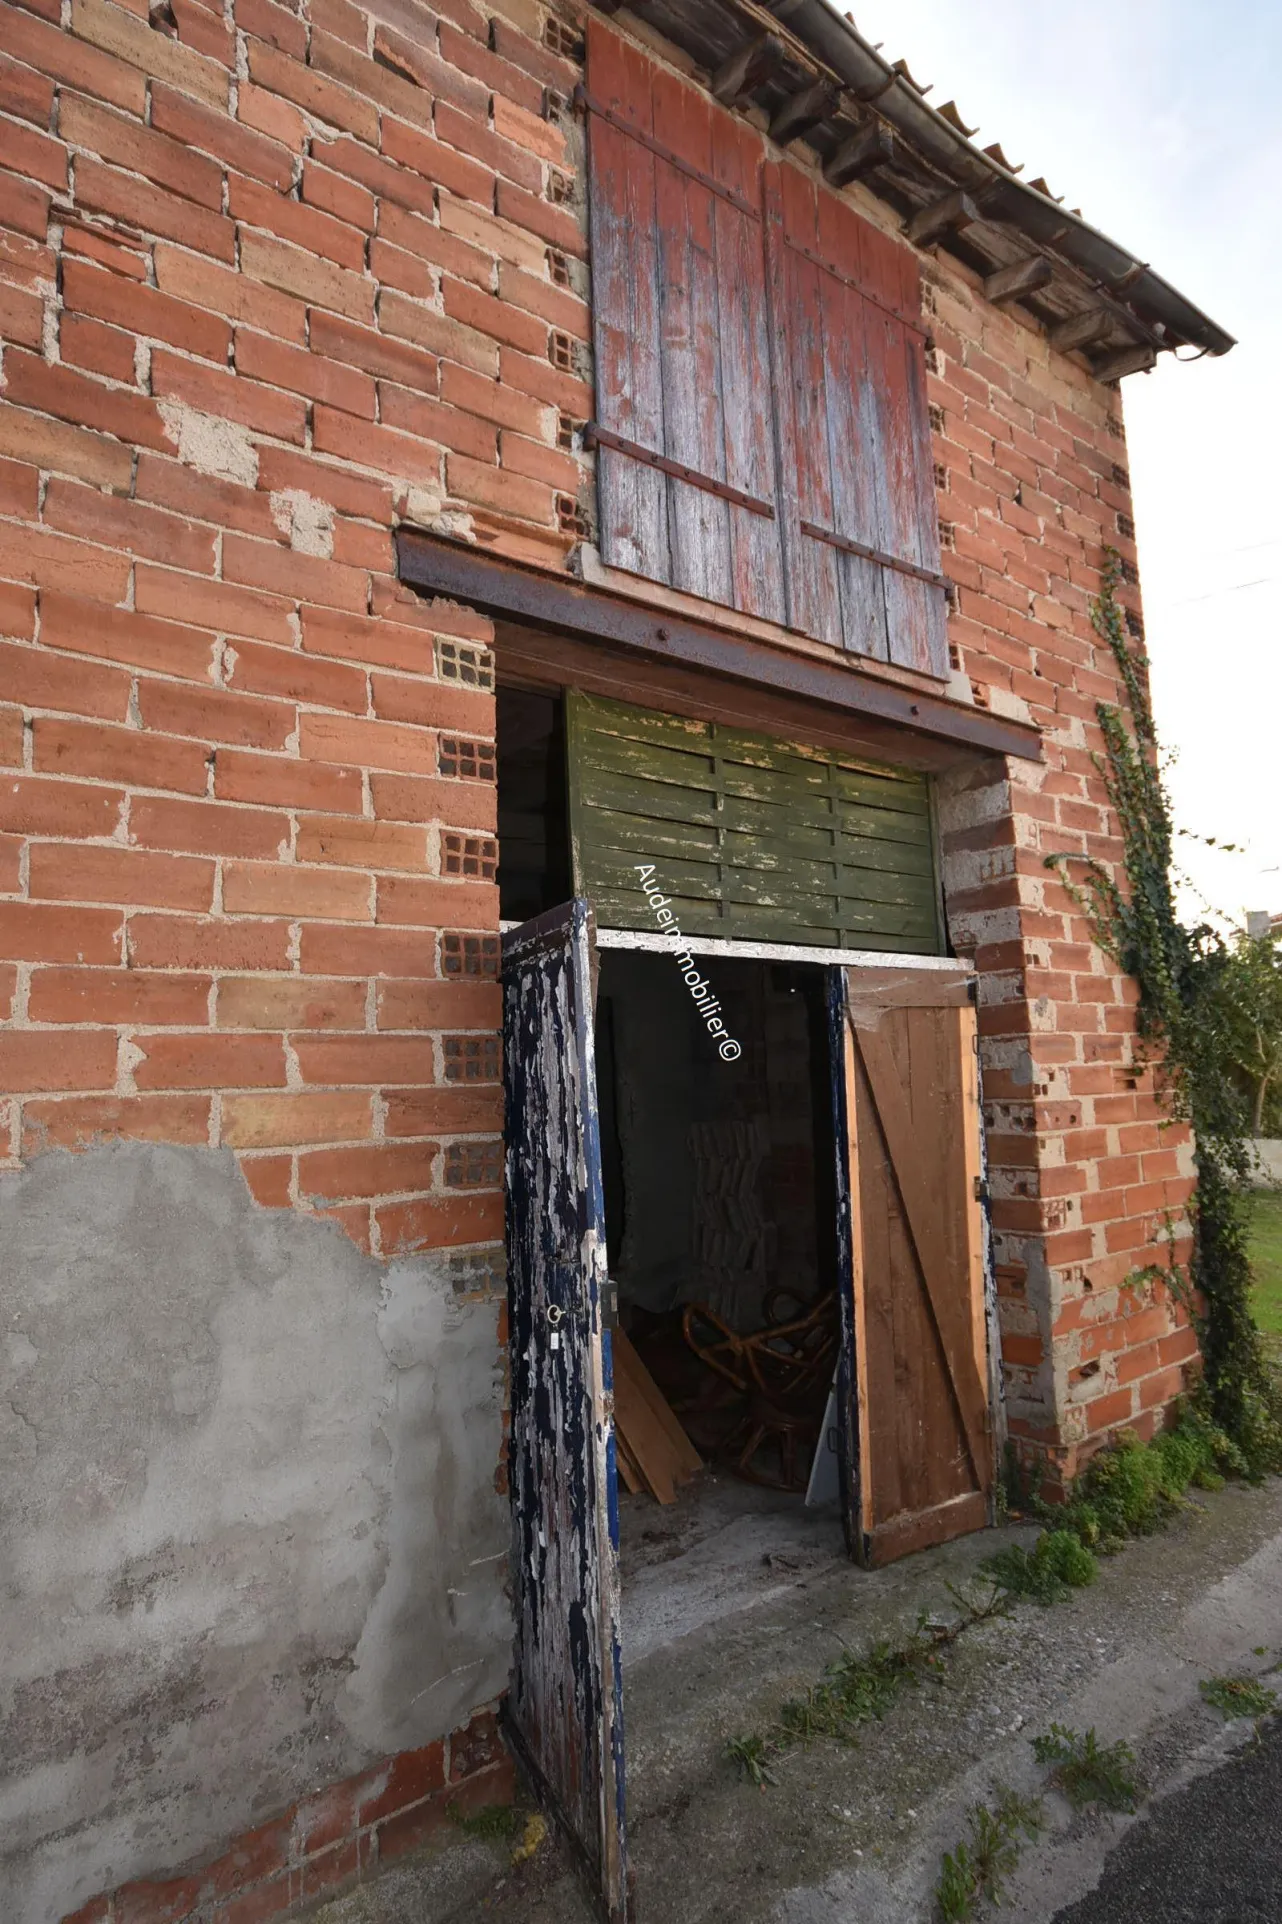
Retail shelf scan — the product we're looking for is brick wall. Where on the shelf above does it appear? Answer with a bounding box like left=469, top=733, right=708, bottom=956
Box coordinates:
left=919, top=264, right=1199, bottom=1488
left=0, top=0, right=599, bottom=1259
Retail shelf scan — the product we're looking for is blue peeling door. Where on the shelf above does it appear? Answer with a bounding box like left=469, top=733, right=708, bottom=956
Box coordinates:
left=502, top=899, right=628, bottom=1922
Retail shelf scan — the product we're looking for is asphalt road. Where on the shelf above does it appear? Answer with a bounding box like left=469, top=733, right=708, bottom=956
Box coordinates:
left=1051, top=1714, right=1282, bottom=1924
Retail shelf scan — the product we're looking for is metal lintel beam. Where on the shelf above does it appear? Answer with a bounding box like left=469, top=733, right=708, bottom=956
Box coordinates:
left=395, top=533, right=1044, bottom=764
left=710, top=31, right=787, bottom=107
left=983, top=255, right=1053, bottom=306
left=904, top=189, right=979, bottom=247
left=824, top=121, right=896, bottom=187
left=769, top=77, right=839, bottom=147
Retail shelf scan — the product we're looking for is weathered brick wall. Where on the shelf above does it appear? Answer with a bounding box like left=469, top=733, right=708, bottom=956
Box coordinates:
left=0, top=0, right=599, bottom=1259
left=919, top=260, right=1199, bottom=1488
left=0, top=0, right=1199, bottom=1485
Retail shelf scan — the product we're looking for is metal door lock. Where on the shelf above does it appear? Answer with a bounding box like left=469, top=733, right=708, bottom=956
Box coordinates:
left=546, top=1303, right=565, bottom=1351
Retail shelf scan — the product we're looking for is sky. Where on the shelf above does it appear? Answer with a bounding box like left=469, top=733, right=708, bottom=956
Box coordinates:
left=841, top=0, right=1282, bottom=931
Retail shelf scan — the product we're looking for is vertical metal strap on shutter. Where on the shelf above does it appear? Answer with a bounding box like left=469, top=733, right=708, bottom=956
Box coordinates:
left=585, top=20, right=787, bottom=625
left=763, top=162, right=950, bottom=679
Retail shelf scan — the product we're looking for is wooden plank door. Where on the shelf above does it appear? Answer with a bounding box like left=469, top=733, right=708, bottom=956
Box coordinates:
left=502, top=900, right=628, bottom=1921
left=831, top=963, right=993, bottom=1565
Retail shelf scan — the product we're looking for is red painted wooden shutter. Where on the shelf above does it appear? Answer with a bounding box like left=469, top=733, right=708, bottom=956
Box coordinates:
left=585, top=22, right=787, bottom=625
left=585, top=22, right=949, bottom=679
left=764, top=163, right=948, bottom=677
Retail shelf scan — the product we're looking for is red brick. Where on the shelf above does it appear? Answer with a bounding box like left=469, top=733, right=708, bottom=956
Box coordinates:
left=64, top=258, right=232, bottom=363
left=378, top=383, right=498, bottom=463
left=130, top=794, right=285, bottom=859
left=0, top=773, right=121, bottom=838
left=34, top=718, right=208, bottom=794
left=135, top=567, right=295, bottom=647
left=311, top=404, right=448, bottom=487
left=256, top=444, right=394, bottom=523
left=239, top=229, right=374, bottom=324
left=380, top=112, right=494, bottom=207
left=236, top=0, right=307, bottom=57
left=0, top=638, right=131, bottom=720
left=0, top=400, right=136, bottom=493
left=494, top=95, right=568, bottom=169
left=222, top=860, right=372, bottom=920
left=500, top=430, right=582, bottom=493
left=237, top=1151, right=293, bottom=1207
left=371, top=772, right=495, bottom=832
left=154, top=242, right=307, bottom=344
left=0, top=278, right=44, bottom=350
left=445, top=449, right=552, bottom=524
left=355, top=1740, right=447, bottom=1826
left=27, top=967, right=212, bottom=1025
left=443, top=275, right=548, bottom=357
left=215, top=974, right=366, bottom=1030
left=30, top=842, right=215, bottom=911
left=127, top=913, right=291, bottom=969
left=230, top=170, right=366, bottom=272
left=221, top=638, right=366, bottom=714
left=376, top=979, right=498, bottom=1030
left=0, top=898, right=124, bottom=963
left=301, top=607, right=434, bottom=677
left=3, top=347, right=171, bottom=452
left=496, top=177, right=586, bottom=258
left=3, top=115, right=68, bottom=191
left=300, top=712, right=433, bottom=775
left=434, top=97, right=541, bottom=192
left=151, top=79, right=294, bottom=189
left=500, top=343, right=592, bottom=415
left=0, top=170, right=51, bottom=241
left=62, top=217, right=149, bottom=279
left=233, top=328, right=375, bottom=420
left=222, top=1089, right=372, bottom=1148
left=43, top=477, right=218, bottom=576
left=0, top=47, right=56, bottom=126
left=308, top=309, right=439, bottom=394
left=374, top=200, right=493, bottom=290
left=441, top=361, right=552, bottom=439
left=213, top=746, right=362, bottom=813
left=40, top=591, right=215, bottom=682
left=383, top=1085, right=500, bottom=1133
left=292, top=1034, right=439, bottom=1083
left=22, top=1092, right=212, bottom=1152
left=133, top=1032, right=287, bottom=1089
left=60, top=89, right=223, bottom=206
left=75, top=155, right=234, bottom=260
left=222, top=533, right=369, bottom=613
left=0, top=520, right=130, bottom=604
left=298, top=1140, right=436, bottom=1200
left=294, top=816, right=427, bottom=872
left=134, top=455, right=281, bottom=543
left=376, top=1190, right=503, bottom=1253
left=378, top=875, right=495, bottom=927
left=237, top=77, right=307, bottom=152
left=370, top=675, right=493, bottom=733
left=443, top=20, right=544, bottom=113
left=0, top=1029, right=117, bottom=1092
left=60, top=313, right=136, bottom=383
left=151, top=346, right=308, bottom=445
left=138, top=679, right=295, bottom=751
left=299, top=923, right=439, bottom=977
left=0, top=580, right=37, bottom=641
left=377, top=288, right=499, bottom=377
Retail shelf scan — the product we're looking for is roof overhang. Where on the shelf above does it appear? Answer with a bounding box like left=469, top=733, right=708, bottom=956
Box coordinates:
left=591, top=0, right=1234, bottom=378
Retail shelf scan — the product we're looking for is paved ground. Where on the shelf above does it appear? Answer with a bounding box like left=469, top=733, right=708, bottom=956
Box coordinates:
left=1049, top=1715, right=1282, bottom=1924
left=313, top=1474, right=1282, bottom=1924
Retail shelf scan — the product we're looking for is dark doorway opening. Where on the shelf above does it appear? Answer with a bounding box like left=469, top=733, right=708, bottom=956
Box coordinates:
left=594, top=946, right=846, bottom=1657
left=496, top=684, right=571, bottom=923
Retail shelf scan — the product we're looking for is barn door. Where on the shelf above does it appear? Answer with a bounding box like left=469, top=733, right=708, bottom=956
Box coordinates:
left=831, top=964, right=994, bottom=1565
left=502, top=899, right=628, bottom=1921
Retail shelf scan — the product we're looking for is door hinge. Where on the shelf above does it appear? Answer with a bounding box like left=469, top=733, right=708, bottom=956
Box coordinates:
left=973, top=1176, right=990, bottom=1203
left=601, top=1279, right=618, bottom=1330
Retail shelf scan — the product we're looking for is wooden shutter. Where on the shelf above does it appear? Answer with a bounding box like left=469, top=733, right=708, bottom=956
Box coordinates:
left=566, top=691, right=942, bottom=952
left=835, top=966, right=993, bottom=1564
left=764, top=163, right=949, bottom=676
left=585, top=21, right=787, bottom=624
left=585, top=22, right=950, bottom=679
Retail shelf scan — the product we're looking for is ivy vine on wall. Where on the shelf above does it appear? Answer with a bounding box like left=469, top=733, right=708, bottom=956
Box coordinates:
left=1044, top=552, right=1282, bottom=1475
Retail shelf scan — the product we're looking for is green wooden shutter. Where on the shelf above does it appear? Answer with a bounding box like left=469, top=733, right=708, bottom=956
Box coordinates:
left=565, top=693, right=943, bottom=953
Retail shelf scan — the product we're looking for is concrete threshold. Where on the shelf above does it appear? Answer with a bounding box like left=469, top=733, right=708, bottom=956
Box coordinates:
left=310, top=1476, right=1282, bottom=1924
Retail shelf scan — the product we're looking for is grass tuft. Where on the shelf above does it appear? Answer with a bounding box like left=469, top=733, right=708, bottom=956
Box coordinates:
left=935, top=1786, right=1045, bottom=1921
left=445, top=1801, right=523, bottom=1842
left=1200, top=1673, right=1279, bottom=1721
left=983, top=1528, right=1097, bottom=1604
left=1031, top=1724, right=1141, bottom=1811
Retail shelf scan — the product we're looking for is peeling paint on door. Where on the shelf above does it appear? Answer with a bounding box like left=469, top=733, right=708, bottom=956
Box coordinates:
left=502, top=899, right=628, bottom=1921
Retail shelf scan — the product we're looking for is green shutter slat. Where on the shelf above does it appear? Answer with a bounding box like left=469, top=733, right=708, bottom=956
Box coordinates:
left=566, top=692, right=943, bottom=953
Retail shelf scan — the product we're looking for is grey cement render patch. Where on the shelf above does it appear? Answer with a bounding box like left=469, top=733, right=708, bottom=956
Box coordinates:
left=0, top=1143, right=511, bottom=1924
